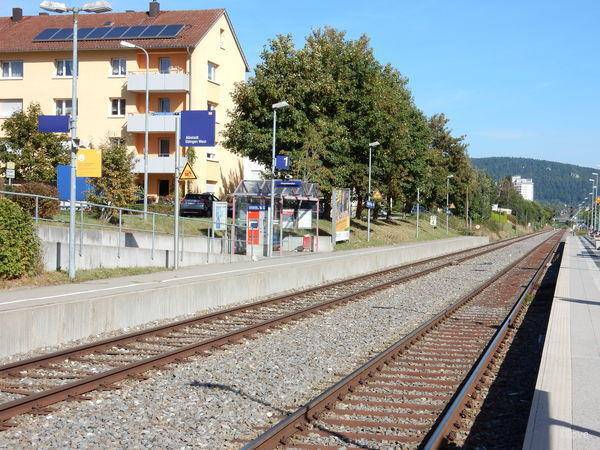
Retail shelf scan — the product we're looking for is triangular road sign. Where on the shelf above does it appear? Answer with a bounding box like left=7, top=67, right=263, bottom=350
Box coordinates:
left=180, top=162, right=197, bottom=181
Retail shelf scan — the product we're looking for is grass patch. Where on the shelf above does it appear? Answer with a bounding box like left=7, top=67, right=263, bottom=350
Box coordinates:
left=0, top=266, right=166, bottom=291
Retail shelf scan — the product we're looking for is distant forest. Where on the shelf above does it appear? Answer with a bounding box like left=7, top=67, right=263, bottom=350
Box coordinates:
left=471, top=157, right=595, bottom=206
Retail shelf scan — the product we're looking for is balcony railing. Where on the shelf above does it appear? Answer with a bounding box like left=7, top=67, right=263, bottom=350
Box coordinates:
left=132, top=155, right=188, bottom=174
left=127, top=113, right=176, bottom=133
left=127, top=70, right=189, bottom=92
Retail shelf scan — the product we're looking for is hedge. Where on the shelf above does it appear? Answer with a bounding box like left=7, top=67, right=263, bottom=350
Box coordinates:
left=0, top=198, right=41, bottom=279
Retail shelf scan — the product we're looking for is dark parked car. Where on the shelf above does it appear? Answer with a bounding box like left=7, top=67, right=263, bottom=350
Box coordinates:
left=410, top=204, right=428, bottom=215
left=180, top=193, right=219, bottom=217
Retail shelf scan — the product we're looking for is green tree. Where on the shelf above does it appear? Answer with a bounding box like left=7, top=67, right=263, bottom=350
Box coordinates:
left=87, top=139, right=137, bottom=221
left=0, top=103, right=69, bottom=182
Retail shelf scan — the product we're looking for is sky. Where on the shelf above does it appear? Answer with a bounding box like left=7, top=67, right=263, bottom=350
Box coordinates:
left=3, top=0, right=600, bottom=167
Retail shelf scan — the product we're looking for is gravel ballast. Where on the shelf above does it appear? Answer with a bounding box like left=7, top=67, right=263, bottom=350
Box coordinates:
left=0, top=233, right=552, bottom=448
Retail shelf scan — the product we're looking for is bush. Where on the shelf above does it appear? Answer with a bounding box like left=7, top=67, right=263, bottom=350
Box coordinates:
left=0, top=198, right=41, bottom=279
left=12, top=182, right=60, bottom=219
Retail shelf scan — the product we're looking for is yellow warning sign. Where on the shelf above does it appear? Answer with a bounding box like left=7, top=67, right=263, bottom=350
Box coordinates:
left=76, top=148, right=102, bottom=177
left=180, top=162, right=197, bottom=181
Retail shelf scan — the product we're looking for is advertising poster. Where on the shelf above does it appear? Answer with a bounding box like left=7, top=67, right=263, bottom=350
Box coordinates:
left=282, top=208, right=295, bottom=229
left=332, top=188, right=351, bottom=242
left=212, top=201, right=228, bottom=231
left=298, top=209, right=312, bottom=229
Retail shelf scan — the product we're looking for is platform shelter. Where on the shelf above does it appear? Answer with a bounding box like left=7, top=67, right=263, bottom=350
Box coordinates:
left=231, top=179, right=322, bottom=256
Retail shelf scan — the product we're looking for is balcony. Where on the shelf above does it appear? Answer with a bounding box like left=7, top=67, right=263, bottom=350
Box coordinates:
left=127, top=113, right=176, bottom=133
left=132, top=155, right=188, bottom=174
left=127, top=71, right=189, bottom=92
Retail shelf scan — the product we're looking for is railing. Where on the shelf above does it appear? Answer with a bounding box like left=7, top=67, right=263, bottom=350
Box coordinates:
left=0, top=190, right=269, bottom=265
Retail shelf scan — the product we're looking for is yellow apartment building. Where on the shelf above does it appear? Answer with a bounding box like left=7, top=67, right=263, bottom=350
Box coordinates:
left=0, top=2, right=257, bottom=199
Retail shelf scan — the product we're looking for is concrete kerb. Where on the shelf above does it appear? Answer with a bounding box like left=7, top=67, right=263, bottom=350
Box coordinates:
left=0, top=236, right=488, bottom=358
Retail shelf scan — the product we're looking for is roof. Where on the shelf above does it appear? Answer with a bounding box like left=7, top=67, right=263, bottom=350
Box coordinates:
left=233, top=180, right=323, bottom=200
left=0, top=8, right=249, bottom=70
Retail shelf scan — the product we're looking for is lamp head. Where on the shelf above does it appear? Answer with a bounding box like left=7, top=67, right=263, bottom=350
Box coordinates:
left=447, top=174, right=454, bottom=179
left=369, top=141, right=380, bottom=148
left=120, top=40, right=136, bottom=48
left=82, top=1, right=112, bottom=12
left=39, top=1, right=67, bottom=12
left=272, top=101, right=289, bottom=109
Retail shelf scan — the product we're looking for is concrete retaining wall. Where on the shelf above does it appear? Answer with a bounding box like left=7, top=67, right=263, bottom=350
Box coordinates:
left=41, top=241, right=248, bottom=271
left=1, top=235, right=488, bottom=358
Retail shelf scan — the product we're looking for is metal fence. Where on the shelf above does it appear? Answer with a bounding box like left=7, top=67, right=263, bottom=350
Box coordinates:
left=0, top=189, right=267, bottom=265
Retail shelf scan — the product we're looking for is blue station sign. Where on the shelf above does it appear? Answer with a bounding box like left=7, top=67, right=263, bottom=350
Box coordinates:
left=275, top=179, right=302, bottom=188
left=275, top=155, right=290, bottom=170
left=365, top=200, right=375, bottom=209
left=248, top=204, right=267, bottom=211
left=179, top=110, right=216, bottom=147
left=38, top=115, right=70, bottom=133
left=56, top=164, right=92, bottom=201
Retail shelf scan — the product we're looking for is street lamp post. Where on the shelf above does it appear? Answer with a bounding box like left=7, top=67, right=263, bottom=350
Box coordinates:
left=40, top=1, right=112, bottom=280
left=120, top=40, right=149, bottom=219
left=269, top=101, right=289, bottom=257
left=592, top=173, right=599, bottom=232
left=367, top=141, right=380, bottom=242
left=589, top=193, right=594, bottom=231
left=446, top=174, right=454, bottom=235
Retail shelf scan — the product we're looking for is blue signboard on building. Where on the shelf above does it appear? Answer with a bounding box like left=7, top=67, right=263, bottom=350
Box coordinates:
left=39, top=115, right=69, bottom=133
left=275, top=155, right=290, bottom=170
left=56, top=165, right=92, bottom=201
left=179, top=110, right=215, bottom=147
left=248, top=204, right=267, bottom=211
left=275, top=179, right=302, bottom=188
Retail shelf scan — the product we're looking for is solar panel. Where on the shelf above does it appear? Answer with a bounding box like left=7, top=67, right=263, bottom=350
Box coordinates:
left=51, top=28, right=73, bottom=40
left=140, top=25, right=167, bottom=38
left=32, top=24, right=185, bottom=42
left=77, top=28, right=95, bottom=39
left=158, top=24, right=184, bottom=38
left=33, top=28, right=60, bottom=41
left=84, top=27, right=111, bottom=40
left=103, top=26, right=129, bottom=39
left=121, top=26, right=146, bottom=39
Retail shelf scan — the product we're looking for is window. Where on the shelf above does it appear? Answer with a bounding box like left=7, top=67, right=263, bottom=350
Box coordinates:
left=111, top=98, right=126, bottom=116
left=55, top=99, right=72, bottom=116
left=109, top=137, right=125, bottom=146
left=207, top=101, right=218, bottom=123
left=207, top=62, right=218, bottom=82
left=0, top=99, right=23, bottom=118
left=206, top=151, right=218, bottom=161
left=111, top=58, right=126, bottom=76
left=159, top=57, right=171, bottom=74
left=158, top=98, right=171, bottom=113
left=219, top=29, right=225, bottom=49
left=159, top=138, right=170, bottom=156
left=55, top=59, right=74, bottom=77
left=205, top=182, right=217, bottom=193
left=1, top=61, right=23, bottom=78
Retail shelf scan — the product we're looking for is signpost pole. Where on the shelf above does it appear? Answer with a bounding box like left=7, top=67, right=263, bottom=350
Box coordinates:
left=331, top=190, right=337, bottom=248
left=174, top=114, right=181, bottom=270
left=269, top=110, right=276, bottom=257
left=416, top=188, right=420, bottom=239
left=367, top=144, right=372, bottom=242
left=68, top=10, right=79, bottom=280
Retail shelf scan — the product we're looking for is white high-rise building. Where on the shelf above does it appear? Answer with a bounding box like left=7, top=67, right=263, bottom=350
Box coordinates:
left=511, top=175, right=534, bottom=201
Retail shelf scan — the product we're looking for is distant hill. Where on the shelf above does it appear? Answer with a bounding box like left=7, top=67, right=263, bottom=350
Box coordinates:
left=471, top=157, right=596, bottom=206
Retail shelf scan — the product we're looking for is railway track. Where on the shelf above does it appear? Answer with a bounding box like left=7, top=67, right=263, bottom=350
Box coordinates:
left=244, top=231, right=562, bottom=449
left=0, top=232, right=545, bottom=431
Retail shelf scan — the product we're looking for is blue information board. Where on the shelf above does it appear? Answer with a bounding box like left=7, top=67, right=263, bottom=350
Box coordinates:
left=275, top=179, right=302, bottom=188
left=56, top=165, right=92, bottom=201
left=365, top=200, right=375, bottom=209
left=179, top=110, right=215, bottom=147
left=39, top=115, right=69, bottom=133
left=275, top=155, right=289, bottom=170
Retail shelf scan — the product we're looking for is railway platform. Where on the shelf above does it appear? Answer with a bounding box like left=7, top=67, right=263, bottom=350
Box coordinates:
left=0, top=235, right=487, bottom=359
left=524, top=235, right=600, bottom=449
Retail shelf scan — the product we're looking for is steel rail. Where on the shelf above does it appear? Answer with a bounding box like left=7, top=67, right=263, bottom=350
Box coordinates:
left=421, top=233, right=563, bottom=449
left=0, top=232, right=545, bottom=426
left=243, top=231, right=561, bottom=449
